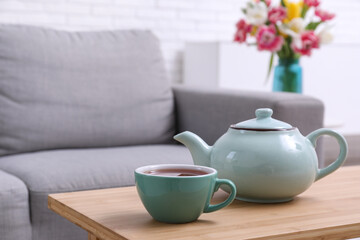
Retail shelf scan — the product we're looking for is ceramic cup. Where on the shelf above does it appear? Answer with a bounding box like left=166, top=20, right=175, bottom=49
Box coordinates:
left=135, top=164, right=236, bottom=223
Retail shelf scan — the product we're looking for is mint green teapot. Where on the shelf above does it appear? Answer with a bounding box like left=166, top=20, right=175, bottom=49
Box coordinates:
left=174, top=108, right=348, bottom=203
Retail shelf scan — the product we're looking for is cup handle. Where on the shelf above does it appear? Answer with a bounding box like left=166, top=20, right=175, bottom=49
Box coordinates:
left=203, top=178, right=236, bottom=213
left=306, top=128, right=348, bottom=181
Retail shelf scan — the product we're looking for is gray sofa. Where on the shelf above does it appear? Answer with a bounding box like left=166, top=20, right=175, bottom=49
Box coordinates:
left=0, top=25, right=324, bottom=240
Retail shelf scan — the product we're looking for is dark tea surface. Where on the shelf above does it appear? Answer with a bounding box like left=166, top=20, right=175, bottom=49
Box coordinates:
left=144, top=168, right=209, bottom=177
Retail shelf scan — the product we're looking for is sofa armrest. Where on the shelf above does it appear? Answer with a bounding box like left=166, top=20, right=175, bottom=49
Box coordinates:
left=172, top=85, right=324, bottom=145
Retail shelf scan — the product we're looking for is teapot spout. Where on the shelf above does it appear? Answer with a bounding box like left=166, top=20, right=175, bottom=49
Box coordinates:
left=174, top=131, right=212, bottom=167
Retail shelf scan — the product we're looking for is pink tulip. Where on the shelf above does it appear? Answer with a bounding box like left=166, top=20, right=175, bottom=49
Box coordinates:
left=315, top=9, right=335, bottom=21
left=256, top=25, right=284, bottom=52
left=234, top=19, right=251, bottom=43
left=268, top=6, right=287, bottom=24
left=304, top=0, right=320, bottom=7
left=292, top=31, right=320, bottom=56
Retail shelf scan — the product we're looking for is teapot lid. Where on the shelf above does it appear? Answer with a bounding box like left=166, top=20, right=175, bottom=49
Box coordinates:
left=231, top=108, right=293, bottom=131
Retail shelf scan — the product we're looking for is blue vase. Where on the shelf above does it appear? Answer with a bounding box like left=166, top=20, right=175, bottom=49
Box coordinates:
left=272, top=58, right=302, bottom=93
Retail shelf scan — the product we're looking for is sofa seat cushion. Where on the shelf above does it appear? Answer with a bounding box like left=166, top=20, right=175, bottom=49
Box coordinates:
left=0, top=144, right=192, bottom=193
left=0, top=170, right=31, bottom=240
left=0, top=144, right=192, bottom=240
left=0, top=25, right=175, bottom=156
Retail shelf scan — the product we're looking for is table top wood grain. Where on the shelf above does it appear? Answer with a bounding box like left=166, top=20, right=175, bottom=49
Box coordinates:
left=48, top=166, right=360, bottom=240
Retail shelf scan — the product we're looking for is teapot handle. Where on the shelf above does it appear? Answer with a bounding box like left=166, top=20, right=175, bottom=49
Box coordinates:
left=306, top=128, right=348, bottom=181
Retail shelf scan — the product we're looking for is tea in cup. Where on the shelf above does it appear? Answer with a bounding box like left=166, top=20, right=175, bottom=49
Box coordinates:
left=135, top=164, right=236, bottom=223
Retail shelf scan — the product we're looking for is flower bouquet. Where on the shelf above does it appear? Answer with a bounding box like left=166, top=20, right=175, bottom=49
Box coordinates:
left=234, top=0, right=335, bottom=93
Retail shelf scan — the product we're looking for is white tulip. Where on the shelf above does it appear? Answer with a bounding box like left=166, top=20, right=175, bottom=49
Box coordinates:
left=278, top=18, right=305, bottom=38
left=318, top=26, right=334, bottom=44
left=288, top=18, right=306, bottom=34
left=277, top=18, right=306, bottom=48
left=245, top=1, right=268, bottom=26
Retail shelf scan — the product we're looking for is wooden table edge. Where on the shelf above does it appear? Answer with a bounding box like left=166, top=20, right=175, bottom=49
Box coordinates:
left=48, top=194, right=127, bottom=240
left=249, top=223, right=360, bottom=240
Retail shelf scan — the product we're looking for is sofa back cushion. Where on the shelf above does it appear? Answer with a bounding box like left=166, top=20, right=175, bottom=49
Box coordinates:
left=0, top=25, right=175, bottom=156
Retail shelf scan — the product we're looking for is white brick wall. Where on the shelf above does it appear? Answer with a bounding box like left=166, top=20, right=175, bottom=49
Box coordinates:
left=0, top=0, right=358, bottom=83
left=0, top=0, right=243, bottom=83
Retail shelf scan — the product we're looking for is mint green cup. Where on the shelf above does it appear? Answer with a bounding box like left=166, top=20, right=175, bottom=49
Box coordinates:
left=135, top=164, right=236, bottom=223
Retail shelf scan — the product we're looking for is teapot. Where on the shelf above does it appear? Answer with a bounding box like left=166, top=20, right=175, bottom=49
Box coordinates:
left=174, top=108, right=348, bottom=203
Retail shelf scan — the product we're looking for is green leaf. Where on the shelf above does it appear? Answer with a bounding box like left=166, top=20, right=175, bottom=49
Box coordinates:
left=241, top=8, right=247, bottom=15
left=305, top=21, right=322, bottom=30
left=280, top=0, right=286, bottom=7
left=247, top=2, right=255, bottom=8
left=283, top=41, right=290, bottom=58
left=265, top=53, right=274, bottom=85
left=301, top=5, right=308, bottom=18
left=285, top=37, right=295, bottom=58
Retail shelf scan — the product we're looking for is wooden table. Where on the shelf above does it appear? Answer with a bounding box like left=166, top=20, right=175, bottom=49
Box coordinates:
left=48, top=166, right=360, bottom=240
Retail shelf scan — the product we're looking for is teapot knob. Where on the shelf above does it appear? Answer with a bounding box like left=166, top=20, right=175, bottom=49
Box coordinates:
left=255, top=108, right=273, bottom=119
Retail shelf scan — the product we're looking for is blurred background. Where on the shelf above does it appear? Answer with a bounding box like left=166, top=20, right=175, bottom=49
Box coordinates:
left=0, top=0, right=359, bottom=165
